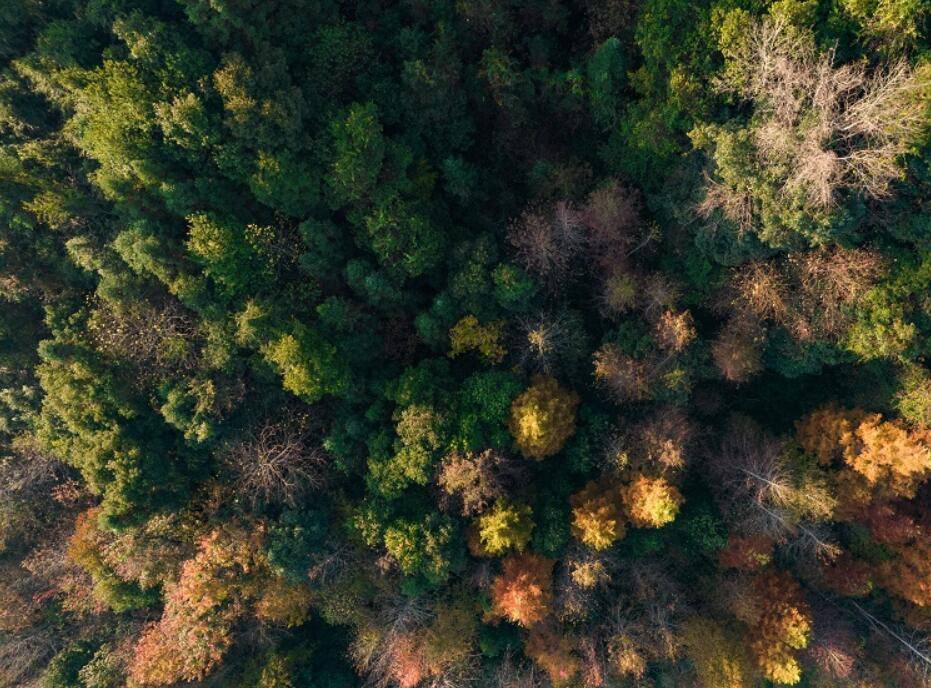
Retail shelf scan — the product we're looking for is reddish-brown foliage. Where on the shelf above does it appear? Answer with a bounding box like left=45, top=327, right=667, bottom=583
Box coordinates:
left=489, top=553, right=555, bottom=627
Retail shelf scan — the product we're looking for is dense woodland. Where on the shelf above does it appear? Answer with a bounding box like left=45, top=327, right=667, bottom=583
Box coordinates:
left=1, top=0, right=930, bottom=686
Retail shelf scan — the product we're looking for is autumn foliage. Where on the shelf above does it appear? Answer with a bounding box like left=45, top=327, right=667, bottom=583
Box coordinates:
left=508, top=375, right=580, bottom=459
left=489, top=553, right=554, bottom=627
left=570, top=481, right=626, bottom=550
left=748, top=571, right=812, bottom=685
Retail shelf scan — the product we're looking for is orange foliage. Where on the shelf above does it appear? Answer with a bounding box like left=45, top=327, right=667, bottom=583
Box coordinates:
left=748, top=571, right=812, bottom=685
left=524, top=627, right=580, bottom=684
left=489, top=553, right=554, bottom=627
left=389, top=635, right=428, bottom=688
left=797, top=405, right=931, bottom=498
left=129, top=525, right=269, bottom=685
left=653, top=309, right=697, bottom=353
left=796, top=405, right=865, bottom=465
left=847, top=415, right=931, bottom=497
left=876, top=536, right=931, bottom=608
left=718, top=534, right=774, bottom=571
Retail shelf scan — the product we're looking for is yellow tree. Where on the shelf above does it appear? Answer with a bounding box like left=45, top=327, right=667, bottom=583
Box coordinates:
left=748, top=570, right=812, bottom=685
left=681, top=617, right=752, bottom=688
left=570, top=481, right=626, bottom=550
left=508, top=375, right=579, bottom=459
left=623, top=474, right=683, bottom=528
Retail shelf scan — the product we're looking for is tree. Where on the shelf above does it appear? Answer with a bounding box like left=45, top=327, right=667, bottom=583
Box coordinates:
left=876, top=535, right=931, bottom=607
left=653, top=309, right=696, bottom=353
left=508, top=375, right=580, bottom=460
left=623, top=475, right=683, bottom=528
left=695, top=14, right=931, bottom=246
left=507, top=203, right=584, bottom=288
left=631, top=406, right=696, bottom=470
left=263, top=323, right=351, bottom=403
left=220, top=412, right=326, bottom=509
left=438, top=449, right=508, bottom=516
left=570, top=481, right=626, bottom=550
left=129, top=526, right=266, bottom=685
left=325, top=102, right=385, bottom=207
left=713, top=417, right=838, bottom=560
left=476, top=499, right=534, bottom=556
left=593, top=345, right=651, bottom=402
left=490, top=554, right=554, bottom=627
left=67, top=508, right=158, bottom=612
left=748, top=570, right=812, bottom=685
left=383, top=514, right=457, bottom=587
left=449, top=315, right=507, bottom=363
left=524, top=627, right=579, bottom=685
left=718, top=534, right=774, bottom=571
left=797, top=405, right=931, bottom=498
left=711, top=320, right=764, bottom=383
left=35, top=342, right=192, bottom=529
left=681, top=617, right=752, bottom=688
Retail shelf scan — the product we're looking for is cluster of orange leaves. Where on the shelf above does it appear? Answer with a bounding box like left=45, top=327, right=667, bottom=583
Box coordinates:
left=489, top=553, right=554, bottom=628
left=797, top=405, right=931, bottom=499
left=128, top=524, right=312, bottom=686
left=748, top=571, right=812, bottom=685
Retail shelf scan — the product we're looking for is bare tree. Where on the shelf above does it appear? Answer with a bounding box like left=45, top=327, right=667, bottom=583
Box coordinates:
left=711, top=318, right=764, bottom=383
left=722, top=248, right=884, bottom=344
left=710, top=417, right=840, bottom=563
left=221, top=410, right=326, bottom=509
left=508, top=202, right=585, bottom=289
left=631, top=406, right=697, bottom=471
left=701, top=16, right=930, bottom=223
left=437, top=449, right=510, bottom=516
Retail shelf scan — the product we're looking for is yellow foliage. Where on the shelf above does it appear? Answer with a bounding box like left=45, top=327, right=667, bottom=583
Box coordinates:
left=508, top=375, right=580, bottom=459
left=681, top=617, right=751, bottom=688
left=623, top=475, right=683, bottom=528
left=448, top=315, right=506, bottom=363
left=570, top=481, right=626, bottom=550
left=254, top=577, right=313, bottom=627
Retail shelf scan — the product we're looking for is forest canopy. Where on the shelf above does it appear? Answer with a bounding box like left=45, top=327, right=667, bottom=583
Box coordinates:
left=1, top=0, right=930, bottom=687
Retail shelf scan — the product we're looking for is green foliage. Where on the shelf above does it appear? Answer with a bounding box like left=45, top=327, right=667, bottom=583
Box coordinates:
left=326, top=102, right=385, bottom=207
left=476, top=499, right=534, bottom=555
left=41, top=641, right=97, bottom=688
left=383, top=514, right=458, bottom=587
left=264, top=323, right=351, bottom=403
left=35, top=343, right=193, bottom=529
left=266, top=508, right=329, bottom=583
left=2, top=2, right=930, bottom=687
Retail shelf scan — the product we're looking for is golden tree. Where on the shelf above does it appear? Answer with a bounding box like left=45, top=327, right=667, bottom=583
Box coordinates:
left=448, top=315, right=506, bottom=363
left=476, top=499, right=534, bottom=556
left=508, top=375, right=580, bottom=459
left=681, top=617, right=752, bottom=688
left=623, top=475, right=683, bottom=528
left=570, top=481, right=626, bottom=550
left=748, top=570, right=812, bottom=685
